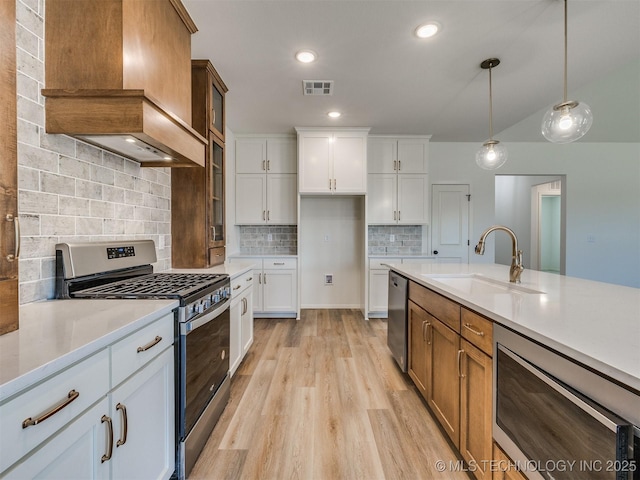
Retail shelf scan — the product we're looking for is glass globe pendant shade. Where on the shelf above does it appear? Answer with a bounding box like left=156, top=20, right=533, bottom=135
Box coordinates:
left=541, top=100, right=593, bottom=144
left=476, top=140, right=507, bottom=170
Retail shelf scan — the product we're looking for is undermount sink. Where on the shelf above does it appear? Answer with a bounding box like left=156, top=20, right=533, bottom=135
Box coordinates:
left=422, top=274, right=545, bottom=295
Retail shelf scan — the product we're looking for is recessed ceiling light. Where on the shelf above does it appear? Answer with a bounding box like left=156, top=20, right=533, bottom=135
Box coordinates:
left=328, top=111, right=341, bottom=118
left=295, top=50, right=317, bottom=63
left=415, top=22, right=440, bottom=39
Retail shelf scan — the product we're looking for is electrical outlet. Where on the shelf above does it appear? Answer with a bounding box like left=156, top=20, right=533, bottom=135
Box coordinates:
left=267, top=234, right=273, bottom=242
left=390, top=234, right=395, bottom=242
left=325, top=274, right=333, bottom=285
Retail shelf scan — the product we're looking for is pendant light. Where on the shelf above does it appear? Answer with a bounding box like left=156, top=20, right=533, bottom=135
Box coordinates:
left=476, top=58, right=507, bottom=170
left=541, top=0, right=593, bottom=143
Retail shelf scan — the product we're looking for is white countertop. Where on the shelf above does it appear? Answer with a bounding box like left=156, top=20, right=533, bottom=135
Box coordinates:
left=168, top=261, right=257, bottom=278
left=0, top=299, right=178, bottom=402
left=385, top=262, right=640, bottom=392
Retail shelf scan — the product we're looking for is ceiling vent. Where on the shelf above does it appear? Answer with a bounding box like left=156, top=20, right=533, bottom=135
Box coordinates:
left=303, top=80, right=334, bottom=96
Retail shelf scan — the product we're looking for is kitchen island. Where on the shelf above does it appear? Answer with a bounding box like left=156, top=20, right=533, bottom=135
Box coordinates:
left=384, top=262, right=640, bottom=391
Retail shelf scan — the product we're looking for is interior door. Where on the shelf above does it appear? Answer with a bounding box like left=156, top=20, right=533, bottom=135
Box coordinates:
left=431, top=184, right=470, bottom=263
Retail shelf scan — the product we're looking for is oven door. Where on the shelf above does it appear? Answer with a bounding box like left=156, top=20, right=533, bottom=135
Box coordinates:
left=495, top=343, right=636, bottom=480
left=178, top=299, right=230, bottom=439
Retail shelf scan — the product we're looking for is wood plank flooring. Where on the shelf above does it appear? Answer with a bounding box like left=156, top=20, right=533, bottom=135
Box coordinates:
left=190, top=309, right=470, bottom=480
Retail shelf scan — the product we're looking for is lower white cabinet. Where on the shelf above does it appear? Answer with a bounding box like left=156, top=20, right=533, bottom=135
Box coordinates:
left=229, top=270, right=254, bottom=376
left=229, top=257, right=297, bottom=317
left=0, top=313, right=175, bottom=479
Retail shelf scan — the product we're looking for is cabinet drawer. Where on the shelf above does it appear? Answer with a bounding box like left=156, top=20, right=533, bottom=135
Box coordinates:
left=111, top=313, right=175, bottom=388
left=0, top=349, right=109, bottom=473
left=409, top=281, right=460, bottom=333
left=263, top=257, right=297, bottom=269
left=369, top=258, right=399, bottom=270
left=461, top=308, right=493, bottom=356
left=230, top=270, right=254, bottom=297
left=209, top=247, right=225, bottom=266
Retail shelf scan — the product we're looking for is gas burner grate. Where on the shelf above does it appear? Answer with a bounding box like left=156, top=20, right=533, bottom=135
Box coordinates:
left=73, top=273, right=227, bottom=299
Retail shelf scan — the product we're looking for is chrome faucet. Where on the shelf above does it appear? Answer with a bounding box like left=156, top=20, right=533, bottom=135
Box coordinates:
left=475, top=225, right=524, bottom=283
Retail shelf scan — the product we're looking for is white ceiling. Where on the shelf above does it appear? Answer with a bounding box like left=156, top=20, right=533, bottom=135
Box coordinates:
left=183, top=0, right=640, bottom=142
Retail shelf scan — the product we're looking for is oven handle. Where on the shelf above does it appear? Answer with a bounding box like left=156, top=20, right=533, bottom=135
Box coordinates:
left=181, top=299, right=230, bottom=335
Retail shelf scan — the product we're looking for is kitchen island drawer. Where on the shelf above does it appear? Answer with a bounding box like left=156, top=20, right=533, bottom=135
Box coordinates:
left=0, top=349, right=109, bottom=473
left=461, top=308, right=493, bottom=356
left=409, top=281, right=460, bottom=333
left=111, top=312, right=174, bottom=388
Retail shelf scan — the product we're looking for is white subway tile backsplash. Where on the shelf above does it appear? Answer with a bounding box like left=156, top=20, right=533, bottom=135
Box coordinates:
left=89, top=200, right=115, bottom=219
left=16, top=72, right=39, bottom=103
left=40, top=215, right=75, bottom=236
left=16, top=0, right=43, bottom=37
left=76, top=141, right=103, bottom=164
left=102, top=152, right=125, bottom=171
left=18, top=166, right=39, bottom=191
left=16, top=45, right=42, bottom=84
left=90, top=164, right=115, bottom=185
left=75, top=180, right=103, bottom=200
left=19, top=258, right=41, bottom=282
left=103, top=185, right=125, bottom=204
left=103, top=219, right=126, bottom=235
left=59, top=196, right=90, bottom=216
left=18, top=143, right=57, bottom=172
left=59, top=155, right=91, bottom=180
left=40, top=172, right=75, bottom=195
left=19, top=190, right=58, bottom=214
left=17, top=214, right=40, bottom=236
left=76, top=217, right=104, bottom=236
left=17, top=96, right=44, bottom=127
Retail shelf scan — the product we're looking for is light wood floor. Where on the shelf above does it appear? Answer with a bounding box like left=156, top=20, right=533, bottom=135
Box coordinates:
left=190, top=309, right=470, bottom=480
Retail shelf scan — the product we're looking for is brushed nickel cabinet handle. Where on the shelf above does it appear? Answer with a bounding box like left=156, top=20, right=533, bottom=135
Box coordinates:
left=212, top=109, right=216, bottom=126
left=393, top=160, right=397, bottom=171
left=267, top=210, right=270, bottom=221
left=22, top=389, right=80, bottom=428
left=333, top=179, right=336, bottom=190
left=233, top=284, right=242, bottom=291
left=263, top=210, right=266, bottom=221
left=398, top=160, right=401, bottom=171
left=264, top=273, right=267, bottom=284
left=246, top=277, right=252, bottom=282
left=329, top=178, right=332, bottom=190
left=101, top=415, right=113, bottom=462
left=258, top=273, right=262, bottom=284
left=463, top=323, right=485, bottom=337
left=398, top=211, right=401, bottom=221
left=273, top=262, right=285, bottom=266
left=262, top=160, right=266, bottom=171
left=116, top=403, right=128, bottom=447
left=457, top=350, right=465, bottom=378
left=393, top=211, right=396, bottom=221
left=137, top=336, right=162, bottom=353
left=267, top=160, right=270, bottom=171
left=5, top=214, right=20, bottom=261
left=421, top=320, right=427, bottom=342
left=426, top=322, right=432, bottom=345
left=211, top=226, right=216, bottom=240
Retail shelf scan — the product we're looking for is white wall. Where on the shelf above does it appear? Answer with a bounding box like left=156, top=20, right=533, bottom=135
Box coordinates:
left=300, top=196, right=364, bottom=307
left=429, top=142, right=640, bottom=288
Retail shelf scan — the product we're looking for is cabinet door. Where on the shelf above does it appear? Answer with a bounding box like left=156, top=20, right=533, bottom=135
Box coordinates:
left=333, top=132, right=366, bottom=193
left=266, top=174, right=297, bottom=224
left=110, top=348, right=175, bottom=480
left=229, top=299, right=242, bottom=376
left=298, top=132, right=332, bottom=193
left=262, top=269, right=296, bottom=312
left=253, top=268, right=264, bottom=312
left=240, top=290, right=254, bottom=354
left=235, top=174, right=266, bottom=224
left=209, top=138, right=225, bottom=246
left=236, top=138, right=266, bottom=174
left=368, top=137, right=397, bottom=174
left=407, top=301, right=430, bottom=399
left=368, top=269, right=390, bottom=312
left=427, top=318, right=461, bottom=448
left=460, top=339, right=493, bottom=480
left=397, top=139, right=428, bottom=173
left=210, top=77, right=225, bottom=141
left=367, top=174, right=397, bottom=224
left=3, top=398, right=110, bottom=480
left=267, top=137, right=297, bottom=173
left=397, top=174, right=428, bottom=224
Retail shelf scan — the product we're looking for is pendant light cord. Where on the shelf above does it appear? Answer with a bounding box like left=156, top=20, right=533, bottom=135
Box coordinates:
left=488, top=64, right=494, bottom=140
left=563, top=0, right=568, bottom=103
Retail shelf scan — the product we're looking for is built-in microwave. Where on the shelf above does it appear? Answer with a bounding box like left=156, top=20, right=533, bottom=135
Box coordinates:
left=493, top=325, right=639, bottom=480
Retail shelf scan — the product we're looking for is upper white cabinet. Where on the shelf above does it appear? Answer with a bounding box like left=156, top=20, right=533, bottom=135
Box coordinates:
left=296, top=128, right=370, bottom=194
left=235, top=136, right=297, bottom=224
left=367, top=136, right=430, bottom=225
left=368, top=136, right=430, bottom=174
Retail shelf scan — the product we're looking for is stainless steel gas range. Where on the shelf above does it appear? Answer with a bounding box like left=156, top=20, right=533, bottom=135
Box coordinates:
left=55, top=240, right=230, bottom=479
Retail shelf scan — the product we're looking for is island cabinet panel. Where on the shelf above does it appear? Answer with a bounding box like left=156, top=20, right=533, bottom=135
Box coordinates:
left=493, top=443, right=528, bottom=480
left=0, top=0, right=18, bottom=335
left=407, top=279, right=495, bottom=480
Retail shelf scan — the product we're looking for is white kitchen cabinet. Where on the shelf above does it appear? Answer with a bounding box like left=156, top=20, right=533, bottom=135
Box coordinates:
left=368, top=136, right=429, bottom=174
left=235, top=173, right=297, bottom=224
left=296, top=128, right=369, bottom=194
left=368, top=173, right=428, bottom=224
left=229, top=257, right=297, bottom=317
left=0, top=313, right=175, bottom=480
left=229, top=270, right=254, bottom=376
left=236, top=136, right=297, bottom=174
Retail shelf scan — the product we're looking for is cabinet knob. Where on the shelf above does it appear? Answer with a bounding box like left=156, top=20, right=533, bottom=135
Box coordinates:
left=433, top=250, right=439, bottom=255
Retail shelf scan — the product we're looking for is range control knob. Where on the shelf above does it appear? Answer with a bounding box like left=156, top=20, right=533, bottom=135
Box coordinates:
left=195, top=302, right=205, bottom=314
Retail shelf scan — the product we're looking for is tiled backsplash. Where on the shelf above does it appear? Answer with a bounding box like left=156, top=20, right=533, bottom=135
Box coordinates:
left=239, top=226, right=297, bottom=255
left=368, top=225, right=423, bottom=255
left=16, top=0, right=171, bottom=304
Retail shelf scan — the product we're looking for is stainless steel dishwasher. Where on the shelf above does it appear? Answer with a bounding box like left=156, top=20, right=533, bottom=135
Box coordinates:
left=387, top=271, right=408, bottom=372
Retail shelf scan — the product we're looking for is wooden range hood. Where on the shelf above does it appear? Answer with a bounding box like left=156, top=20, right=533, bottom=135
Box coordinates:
left=41, top=0, right=206, bottom=167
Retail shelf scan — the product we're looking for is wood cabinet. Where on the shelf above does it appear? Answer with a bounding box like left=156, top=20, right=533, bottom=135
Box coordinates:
left=408, top=281, right=494, bottom=480
left=230, top=270, right=254, bottom=376
left=0, top=0, right=18, bottom=335
left=0, top=314, right=175, bottom=479
left=41, top=0, right=206, bottom=167
left=235, top=136, right=297, bottom=225
left=493, top=443, right=528, bottom=480
left=296, top=128, right=369, bottom=194
left=172, top=60, right=228, bottom=267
